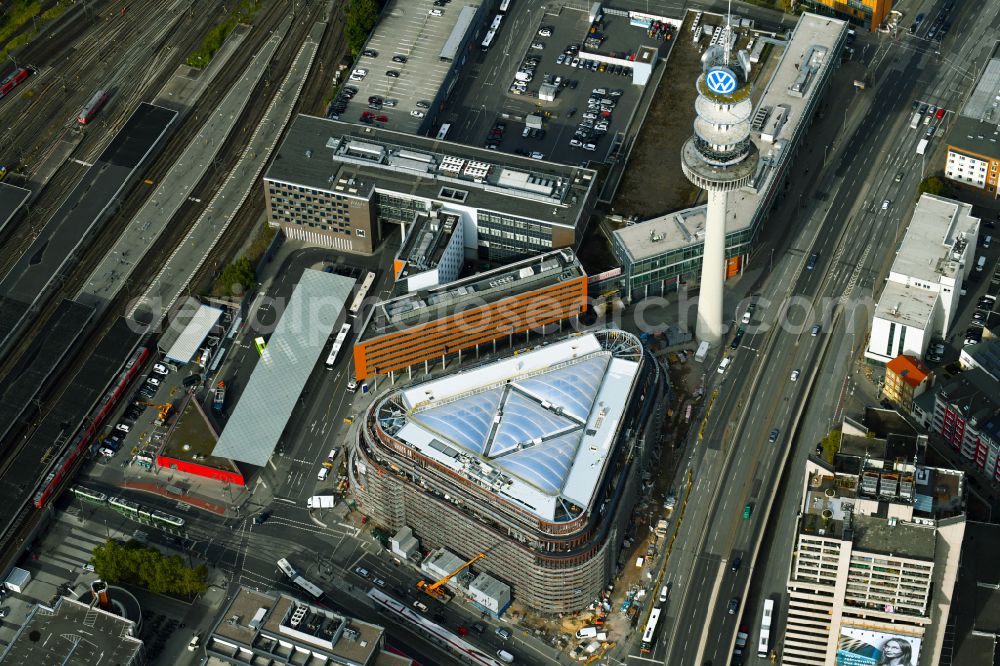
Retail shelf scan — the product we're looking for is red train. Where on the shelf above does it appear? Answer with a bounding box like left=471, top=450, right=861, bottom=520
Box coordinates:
left=0, top=68, right=31, bottom=99
left=32, top=346, right=149, bottom=509
left=78, top=90, right=108, bottom=125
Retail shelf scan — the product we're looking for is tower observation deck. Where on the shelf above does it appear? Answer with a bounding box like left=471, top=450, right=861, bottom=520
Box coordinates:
left=681, top=35, right=760, bottom=344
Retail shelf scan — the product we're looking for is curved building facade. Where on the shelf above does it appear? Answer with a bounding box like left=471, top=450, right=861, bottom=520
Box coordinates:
left=350, top=330, right=664, bottom=613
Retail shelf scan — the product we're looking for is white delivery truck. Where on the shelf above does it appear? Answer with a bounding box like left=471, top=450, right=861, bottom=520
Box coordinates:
left=307, top=496, right=337, bottom=509
left=694, top=340, right=710, bottom=362
left=916, top=138, right=928, bottom=155
left=576, top=626, right=598, bottom=638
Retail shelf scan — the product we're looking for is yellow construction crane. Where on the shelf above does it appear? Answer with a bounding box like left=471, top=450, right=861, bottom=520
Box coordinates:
left=139, top=402, right=173, bottom=424
left=416, top=552, right=486, bottom=601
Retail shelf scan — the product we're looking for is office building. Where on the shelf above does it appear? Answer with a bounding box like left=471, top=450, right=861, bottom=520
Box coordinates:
left=613, top=13, right=848, bottom=301
left=865, top=194, right=979, bottom=364
left=350, top=330, right=665, bottom=613
left=797, top=0, right=892, bottom=32
left=353, top=249, right=587, bottom=382
left=205, top=587, right=409, bottom=666
left=264, top=115, right=597, bottom=261
left=392, top=210, right=465, bottom=292
left=883, top=355, right=932, bottom=412
left=783, top=437, right=965, bottom=666
left=945, top=44, right=1000, bottom=196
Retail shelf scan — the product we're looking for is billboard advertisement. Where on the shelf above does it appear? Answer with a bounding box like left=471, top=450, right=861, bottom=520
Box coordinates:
left=836, top=628, right=922, bottom=666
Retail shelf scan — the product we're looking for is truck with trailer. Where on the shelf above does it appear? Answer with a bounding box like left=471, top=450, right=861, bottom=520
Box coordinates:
left=307, top=495, right=337, bottom=509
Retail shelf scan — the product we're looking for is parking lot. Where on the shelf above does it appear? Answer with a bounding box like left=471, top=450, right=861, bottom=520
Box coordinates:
left=445, top=3, right=673, bottom=165
left=328, top=0, right=482, bottom=132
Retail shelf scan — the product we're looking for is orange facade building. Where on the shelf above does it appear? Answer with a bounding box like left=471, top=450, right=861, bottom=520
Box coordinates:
left=802, top=0, right=892, bottom=31
left=353, top=250, right=587, bottom=381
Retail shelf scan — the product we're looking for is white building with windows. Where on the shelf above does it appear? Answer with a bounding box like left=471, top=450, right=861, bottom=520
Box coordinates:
left=866, top=194, right=979, bottom=364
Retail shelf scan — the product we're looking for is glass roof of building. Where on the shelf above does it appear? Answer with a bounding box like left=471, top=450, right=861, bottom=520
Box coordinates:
left=409, top=352, right=614, bottom=498
left=516, top=355, right=608, bottom=422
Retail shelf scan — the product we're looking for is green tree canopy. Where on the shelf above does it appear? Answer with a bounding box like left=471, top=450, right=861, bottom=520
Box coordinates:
left=344, top=0, right=380, bottom=56
left=918, top=176, right=948, bottom=197
left=90, top=539, right=208, bottom=598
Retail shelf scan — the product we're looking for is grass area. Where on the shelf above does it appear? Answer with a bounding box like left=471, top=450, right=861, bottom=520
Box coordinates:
left=0, top=0, right=75, bottom=61
left=0, top=1, right=41, bottom=47
left=186, top=0, right=265, bottom=68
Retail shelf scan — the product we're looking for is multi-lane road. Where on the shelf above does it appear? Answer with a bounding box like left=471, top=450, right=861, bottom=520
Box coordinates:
left=641, top=0, right=1000, bottom=665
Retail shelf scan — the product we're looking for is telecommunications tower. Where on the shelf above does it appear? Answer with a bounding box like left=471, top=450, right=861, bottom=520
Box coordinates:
left=680, top=15, right=759, bottom=345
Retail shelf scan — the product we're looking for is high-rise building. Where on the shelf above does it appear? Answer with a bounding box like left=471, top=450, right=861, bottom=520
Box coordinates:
left=613, top=13, right=847, bottom=302
left=681, top=25, right=759, bottom=344
left=349, top=330, right=666, bottom=613
left=782, top=435, right=965, bottom=666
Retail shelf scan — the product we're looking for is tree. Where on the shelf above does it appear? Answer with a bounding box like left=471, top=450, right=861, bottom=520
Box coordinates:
left=215, top=255, right=256, bottom=297
left=820, top=429, right=842, bottom=463
left=343, top=0, right=379, bottom=56
left=90, top=539, right=207, bottom=598
left=918, top=176, right=948, bottom=197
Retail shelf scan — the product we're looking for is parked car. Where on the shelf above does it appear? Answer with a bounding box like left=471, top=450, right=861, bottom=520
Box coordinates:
left=362, top=48, right=377, bottom=57
left=152, top=363, right=169, bottom=375
left=386, top=70, right=400, bottom=78
left=115, top=423, right=130, bottom=433
left=411, top=110, right=425, bottom=118
left=392, top=54, right=407, bottom=63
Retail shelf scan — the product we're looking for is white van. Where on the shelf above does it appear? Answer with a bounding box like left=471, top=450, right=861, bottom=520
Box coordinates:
left=978, top=256, right=987, bottom=272
left=717, top=357, right=732, bottom=374
left=986, top=235, right=993, bottom=248
left=575, top=626, right=598, bottom=638
left=659, top=584, right=669, bottom=603
left=317, top=467, right=330, bottom=481
left=497, top=650, right=514, bottom=663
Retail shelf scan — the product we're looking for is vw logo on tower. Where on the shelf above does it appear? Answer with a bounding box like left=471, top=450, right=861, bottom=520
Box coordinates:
left=705, top=67, right=738, bottom=95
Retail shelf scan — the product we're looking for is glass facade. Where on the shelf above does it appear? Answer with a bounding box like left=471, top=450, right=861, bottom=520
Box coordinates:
left=376, top=192, right=428, bottom=226
left=476, top=210, right=554, bottom=263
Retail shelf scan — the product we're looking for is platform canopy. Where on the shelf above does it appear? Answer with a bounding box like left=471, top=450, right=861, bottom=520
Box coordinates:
left=213, top=270, right=355, bottom=466
left=164, top=303, right=223, bottom=364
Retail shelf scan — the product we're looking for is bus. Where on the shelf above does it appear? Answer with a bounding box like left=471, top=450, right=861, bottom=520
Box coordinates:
left=481, top=29, right=496, bottom=51
left=640, top=607, right=662, bottom=653
left=78, top=90, right=109, bottom=124
left=277, top=557, right=298, bottom=579
left=436, top=123, right=452, bottom=140
left=758, top=598, right=774, bottom=658
left=293, top=575, right=324, bottom=600
left=325, top=323, right=352, bottom=370
left=499, top=0, right=512, bottom=12
left=348, top=271, right=376, bottom=318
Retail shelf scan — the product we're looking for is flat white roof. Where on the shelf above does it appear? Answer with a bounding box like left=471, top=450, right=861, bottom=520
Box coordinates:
left=164, top=304, right=223, bottom=364
left=213, top=270, right=355, bottom=466
left=614, top=12, right=847, bottom=262
left=383, top=333, right=640, bottom=522
left=892, top=194, right=979, bottom=285
left=874, top=281, right=938, bottom=329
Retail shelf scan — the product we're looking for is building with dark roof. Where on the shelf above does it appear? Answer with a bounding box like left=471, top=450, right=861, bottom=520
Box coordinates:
left=264, top=115, right=598, bottom=263
left=945, top=44, right=1000, bottom=197
left=949, top=521, right=1000, bottom=666
left=350, top=329, right=666, bottom=613
left=353, top=249, right=587, bottom=383
left=0, top=581, right=144, bottom=666
left=206, top=587, right=409, bottom=666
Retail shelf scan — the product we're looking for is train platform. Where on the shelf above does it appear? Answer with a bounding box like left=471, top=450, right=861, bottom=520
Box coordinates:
left=120, top=480, right=227, bottom=517
left=0, top=102, right=177, bottom=353
left=0, top=181, right=30, bottom=236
